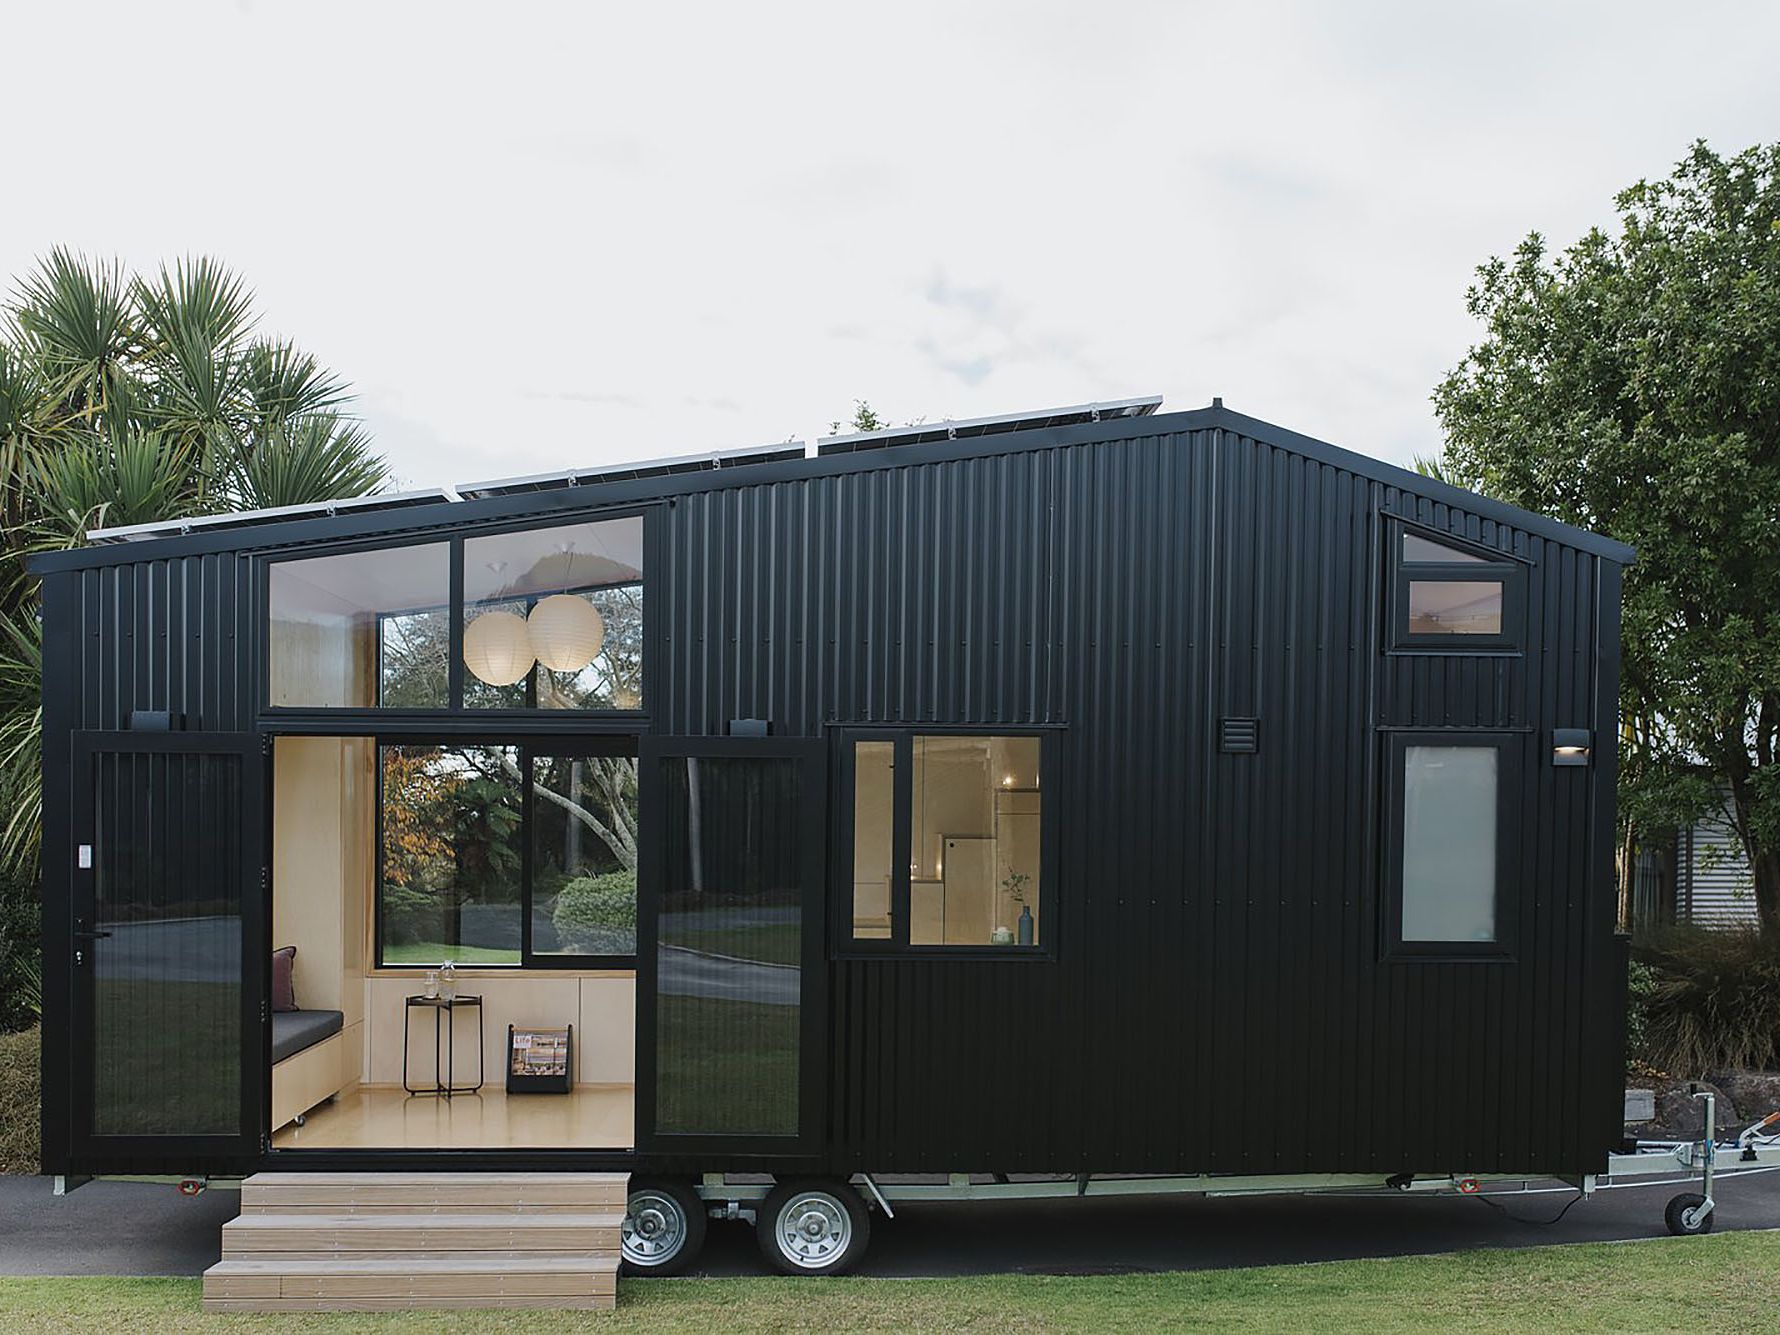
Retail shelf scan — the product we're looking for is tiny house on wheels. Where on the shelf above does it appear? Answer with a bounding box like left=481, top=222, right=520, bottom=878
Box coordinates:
left=34, top=397, right=1640, bottom=1304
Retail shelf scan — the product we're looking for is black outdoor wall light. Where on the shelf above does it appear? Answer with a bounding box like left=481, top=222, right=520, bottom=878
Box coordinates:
left=1552, top=728, right=1591, bottom=766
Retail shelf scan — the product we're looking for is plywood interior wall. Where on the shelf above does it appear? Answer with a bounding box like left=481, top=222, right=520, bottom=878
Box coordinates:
left=361, top=974, right=635, bottom=1088
left=272, top=734, right=636, bottom=1094
left=267, top=614, right=378, bottom=708
left=272, top=736, right=371, bottom=1077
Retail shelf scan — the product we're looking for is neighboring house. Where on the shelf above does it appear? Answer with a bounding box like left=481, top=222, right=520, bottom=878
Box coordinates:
left=1632, top=798, right=1760, bottom=929
left=1677, top=808, right=1761, bottom=926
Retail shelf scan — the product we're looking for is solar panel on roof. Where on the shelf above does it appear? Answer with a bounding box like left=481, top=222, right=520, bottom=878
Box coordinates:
left=815, top=395, right=1163, bottom=456
left=456, top=440, right=807, bottom=500
left=85, top=487, right=457, bottom=545
left=81, top=400, right=1159, bottom=546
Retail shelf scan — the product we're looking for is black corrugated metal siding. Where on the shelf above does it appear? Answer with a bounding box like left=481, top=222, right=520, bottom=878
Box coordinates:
left=40, top=416, right=1627, bottom=1178
left=651, top=425, right=1622, bottom=1175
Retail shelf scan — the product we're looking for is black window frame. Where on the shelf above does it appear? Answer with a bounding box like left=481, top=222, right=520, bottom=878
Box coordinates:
left=258, top=503, right=656, bottom=722
left=1387, top=521, right=1526, bottom=654
left=833, top=724, right=1060, bottom=961
left=1382, top=730, right=1519, bottom=963
left=372, top=733, right=640, bottom=971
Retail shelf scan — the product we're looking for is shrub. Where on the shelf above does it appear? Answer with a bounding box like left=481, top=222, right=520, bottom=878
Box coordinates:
left=0, top=1025, right=39, bottom=1174
left=379, top=881, right=445, bottom=948
left=1634, top=926, right=1780, bottom=1075
left=553, top=870, right=638, bottom=954
left=0, top=862, right=40, bottom=1034
left=1626, top=958, right=1659, bottom=1066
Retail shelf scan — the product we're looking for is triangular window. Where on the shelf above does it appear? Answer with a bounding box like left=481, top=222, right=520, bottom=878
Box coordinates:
left=1402, top=531, right=1488, bottom=564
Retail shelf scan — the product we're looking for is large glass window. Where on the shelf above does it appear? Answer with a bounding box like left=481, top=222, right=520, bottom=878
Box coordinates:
left=846, top=730, right=1047, bottom=951
left=377, top=741, right=638, bottom=967
left=530, top=751, right=639, bottom=957
left=1392, top=527, right=1521, bottom=650
left=1388, top=735, right=1513, bottom=957
left=655, top=755, right=805, bottom=1137
left=90, top=747, right=247, bottom=1137
left=378, top=745, right=524, bottom=965
left=269, top=543, right=450, bottom=708
left=266, top=513, right=645, bottom=713
left=463, top=517, right=645, bottom=711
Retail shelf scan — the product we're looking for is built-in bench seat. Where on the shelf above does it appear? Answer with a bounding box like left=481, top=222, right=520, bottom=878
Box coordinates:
left=272, top=1010, right=350, bottom=1131
left=272, top=1010, right=344, bottom=1064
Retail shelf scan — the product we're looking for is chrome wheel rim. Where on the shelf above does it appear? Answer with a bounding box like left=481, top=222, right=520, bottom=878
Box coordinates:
left=775, top=1191, right=852, bottom=1269
left=623, top=1190, right=688, bottom=1266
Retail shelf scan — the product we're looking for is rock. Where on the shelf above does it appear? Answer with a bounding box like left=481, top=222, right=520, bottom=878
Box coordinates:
left=1705, top=1070, right=1780, bottom=1129
left=1656, top=1080, right=1737, bottom=1137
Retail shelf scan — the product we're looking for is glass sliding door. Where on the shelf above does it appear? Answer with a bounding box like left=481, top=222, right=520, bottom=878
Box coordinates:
left=70, top=733, right=266, bottom=1165
left=637, top=738, right=825, bottom=1152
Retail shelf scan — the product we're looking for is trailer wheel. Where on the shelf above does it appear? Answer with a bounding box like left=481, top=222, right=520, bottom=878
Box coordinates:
left=756, top=1179, right=871, bottom=1276
left=621, top=1179, right=706, bottom=1275
left=1664, top=1192, right=1715, bottom=1236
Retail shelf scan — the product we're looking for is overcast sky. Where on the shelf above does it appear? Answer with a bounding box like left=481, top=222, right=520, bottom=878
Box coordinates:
left=4, top=1, right=1776, bottom=490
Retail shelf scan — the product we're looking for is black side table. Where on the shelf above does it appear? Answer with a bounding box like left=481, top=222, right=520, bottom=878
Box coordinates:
left=403, top=994, right=485, bottom=1097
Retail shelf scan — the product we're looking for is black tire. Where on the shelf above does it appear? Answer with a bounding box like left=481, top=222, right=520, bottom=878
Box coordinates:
left=622, top=1178, right=707, bottom=1276
left=756, top=1178, right=872, bottom=1276
left=1665, top=1192, right=1715, bottom=1236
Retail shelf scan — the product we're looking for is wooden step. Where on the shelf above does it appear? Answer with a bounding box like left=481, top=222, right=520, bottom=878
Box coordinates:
left=203, top=1256, right=616, bottom=1311
left=240, top=1171, right=629, bottom=1212
left=221, top=1212, right=622, bottom=1257
left=219, top=1249, right=618, bottom=1263
left=206, top=1172, right=631, bottom=1313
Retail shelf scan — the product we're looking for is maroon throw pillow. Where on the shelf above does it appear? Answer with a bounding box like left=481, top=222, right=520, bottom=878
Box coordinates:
left=272, top=946, right=298, bottom=1012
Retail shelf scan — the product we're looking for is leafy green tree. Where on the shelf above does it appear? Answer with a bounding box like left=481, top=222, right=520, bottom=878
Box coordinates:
left=828, top=400, right=927, bottom=436
left=830, top=400, right=891, bottom=434
left=0, top=250, right=389, bottom=874
left=1431, top=141, right=1780, bottom=932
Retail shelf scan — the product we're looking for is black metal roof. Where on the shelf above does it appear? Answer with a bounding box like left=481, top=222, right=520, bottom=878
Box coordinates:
left=28, top=400, right=1637, bottom=573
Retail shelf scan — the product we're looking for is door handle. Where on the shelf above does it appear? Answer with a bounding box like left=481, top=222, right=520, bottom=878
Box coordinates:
left=73, top=929, right=111, bottom=941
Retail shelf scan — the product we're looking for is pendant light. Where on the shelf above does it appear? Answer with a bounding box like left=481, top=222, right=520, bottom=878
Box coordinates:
left=463, top=609, right=535, bottom=686
left=526, top=540, right=606, bottom=674
left=528, top=594, right=605, bottom=672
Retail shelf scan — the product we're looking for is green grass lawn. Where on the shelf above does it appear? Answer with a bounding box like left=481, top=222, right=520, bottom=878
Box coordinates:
left=669, top=923, right=802, bottom=966
left=656, top=995, right=798, bottom=1136
left=379, top=943, right=522, bottom=966
left=94, top=983, right=237, bottom=1136
left=2, top=1231, right=1777, bottom=1331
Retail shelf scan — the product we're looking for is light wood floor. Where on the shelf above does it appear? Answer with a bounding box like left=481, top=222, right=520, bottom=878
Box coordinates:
left=272, top=1084, right=634, bottom=1151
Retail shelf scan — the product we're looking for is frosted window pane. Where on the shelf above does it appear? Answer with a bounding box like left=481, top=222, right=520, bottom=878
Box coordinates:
left=1402, top=746, right=1497, bottom=942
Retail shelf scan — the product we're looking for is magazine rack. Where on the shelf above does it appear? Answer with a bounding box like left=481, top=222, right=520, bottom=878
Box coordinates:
left=506, top=1024, right=573, bottom=1094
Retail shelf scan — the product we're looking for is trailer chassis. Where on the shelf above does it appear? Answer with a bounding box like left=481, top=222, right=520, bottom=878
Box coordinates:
left=690, top=1091, right=1780, bottom=1251
left=72, top=1091, right=1780, bottom=1276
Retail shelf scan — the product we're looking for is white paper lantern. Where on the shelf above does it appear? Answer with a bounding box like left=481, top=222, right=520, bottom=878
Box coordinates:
left=528, top=594, right=605, bottom=672
left=463, top=610, right=535, bottom=686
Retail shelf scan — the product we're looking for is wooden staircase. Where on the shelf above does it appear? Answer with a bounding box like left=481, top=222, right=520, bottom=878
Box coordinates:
left=203, top=1172, right=629, bottom=1312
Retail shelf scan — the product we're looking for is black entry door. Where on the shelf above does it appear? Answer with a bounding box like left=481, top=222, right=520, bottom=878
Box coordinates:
left=68, top=732, right=266, bottom=1167
left=636, top=737, right=826, bottom=1156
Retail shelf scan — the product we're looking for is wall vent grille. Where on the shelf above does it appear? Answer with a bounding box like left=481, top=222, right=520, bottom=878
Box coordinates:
left=1220, top=717, right=1259, bottom=754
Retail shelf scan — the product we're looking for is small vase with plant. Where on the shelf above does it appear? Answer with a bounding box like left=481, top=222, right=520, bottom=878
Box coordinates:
left=1001, top=870, right=1034, bottom=946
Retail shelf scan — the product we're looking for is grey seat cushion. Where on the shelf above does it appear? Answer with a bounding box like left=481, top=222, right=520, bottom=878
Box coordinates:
left=271, top=1009, right=344, bottom=1064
